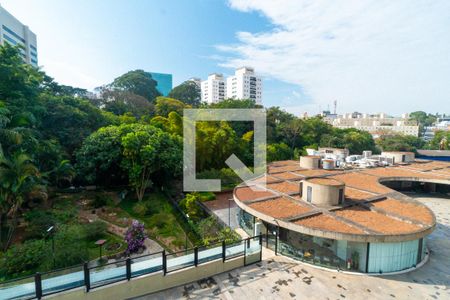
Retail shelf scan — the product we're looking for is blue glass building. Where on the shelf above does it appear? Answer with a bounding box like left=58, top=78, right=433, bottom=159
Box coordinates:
left=147, top=72, right=173, bottom=96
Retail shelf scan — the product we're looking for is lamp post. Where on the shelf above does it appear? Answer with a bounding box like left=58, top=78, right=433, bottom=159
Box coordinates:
left=228, top=198, right=233, bottom=227
left=47, top=226, right=55, bottom=268
left=185, top=214, right=189, bottom=254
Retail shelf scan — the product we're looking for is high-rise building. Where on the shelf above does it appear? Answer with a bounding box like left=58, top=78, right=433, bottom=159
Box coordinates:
left=226, top=67, right=262, bottom=104
left=0, top=4, right=38, bottom=67
left=201, top=73, right=226, bottom=104
left=147, top=72, right=172, bottom=96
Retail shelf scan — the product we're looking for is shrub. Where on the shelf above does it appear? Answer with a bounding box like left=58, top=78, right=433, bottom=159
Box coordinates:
left=24, top=211, right=57, bottom=239
left=83, top=220, right=108, bottom=241
left=179, top=193, right=203, bottom=220
left=0, top=239, right=47, bottom=279
left=199, top=192, right=216, bottom=202
left=132, top=202, right=148, bottom=216
left=92, top=194, right=112, bottom=208
left=125, top=220, right=147, bottom=255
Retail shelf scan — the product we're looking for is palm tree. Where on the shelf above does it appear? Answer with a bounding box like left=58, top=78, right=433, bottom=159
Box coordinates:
left=0, top=151, right=43, bottom=250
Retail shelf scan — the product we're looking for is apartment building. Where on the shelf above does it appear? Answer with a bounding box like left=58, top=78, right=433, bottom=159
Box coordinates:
left=326, top=112, right=420, bottom=137
left=226, top=67, right=262, bottom=104
left=0, top=4, right=38, bottom=67
left=201, top=73, right=226, bottom=104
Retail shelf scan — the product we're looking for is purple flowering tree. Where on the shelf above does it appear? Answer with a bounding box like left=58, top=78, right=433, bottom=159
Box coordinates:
left=125, top=220, right=147, bottom=256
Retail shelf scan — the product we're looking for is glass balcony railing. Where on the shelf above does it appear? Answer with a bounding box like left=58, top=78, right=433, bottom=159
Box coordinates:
left=0, top=236, right=262, bottom=300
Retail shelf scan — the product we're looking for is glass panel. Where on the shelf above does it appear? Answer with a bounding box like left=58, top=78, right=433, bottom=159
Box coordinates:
left=131, top=252, right=163, bottom=278
left=0, top=276, right=35, bottom=300
left=368, top=239, right=419, bottom=273
left=89, top=260, right=127, bottom=288
left=41, top=265, right=84, bottom=296
left=245, top=237, right=261, bottom=265
left=239, top=209, right=254, bottom=236
left=198, top=243, right=223, bottom=264
left=166, top=249, right=195, bottom=273
left=225, top=240, right=245, bottom=260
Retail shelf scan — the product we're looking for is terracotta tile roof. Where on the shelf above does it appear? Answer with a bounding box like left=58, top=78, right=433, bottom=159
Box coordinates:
left=370, top=198, right=434, bottom=224
left=294, top=214, right=364, bottom=234
left=234, top=186, right=276, bottom=202
left=360, top=167, right=446, bottom=180
left=268, top=165, right=304, bottom=174
left=293, top=169, right=340, bottom=177
left=249, top=197, right=311, bottom=219
left=306, top=178, right=344, bottom=186
left=344, top=188, right=375, bottom=201
left=267, top=182, right=299, bottom=194
left=271, top=172, right=303, bottom=181
left=329, top=173, right=391, bottom=194
left=334, top=206, right=421, bottom=234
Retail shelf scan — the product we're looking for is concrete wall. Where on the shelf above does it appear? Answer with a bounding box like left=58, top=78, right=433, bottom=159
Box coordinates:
left=381, top=151, right=415, bottom=163
left=52, top=254, right=260, bottom=300
left=299, top=156, right=320, bottom=169
left=301, top=181, right=344, bottom=206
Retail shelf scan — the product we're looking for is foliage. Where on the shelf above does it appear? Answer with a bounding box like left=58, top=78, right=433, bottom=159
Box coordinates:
left=168, top=81, right=201, bottom=107
left=92, top=193, right=112, bottom=208
left=94, top=89, right=154, bottom=118
left=267, top=142, right=293, bottom=162
left=24, top=210, right=57, bottom=239
left=0, top=152, right=43, bottom=249
left=107, top=70, right=160, bottom=102
left=409, top=111, right=436, bottom=127
left=198, top=192, right=216, bottom=202
left=120, top=124, right=182, bottom=201
left=196, top=217, right=240, bottom=246
left=197, top=168, right=242, bottom=190
left=376, top=134, right=424, bottom=152
left=132, top=201, right=149, bottom=216
left=179, top=193, right=204, bottom=220
left=83, top=220, right=108, bottom=241
left=154, top=96, right=190, bottom=117
left=320, top=128, right=377, bottom=154
left=0, top=239, right=46, bottom=279
left=124, top=220, right=147, bottom=255
left=426, top=130, right=450, bottom=150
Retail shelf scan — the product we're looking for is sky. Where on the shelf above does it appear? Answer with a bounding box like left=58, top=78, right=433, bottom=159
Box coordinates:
left=2, top=0, right=450, bottom=116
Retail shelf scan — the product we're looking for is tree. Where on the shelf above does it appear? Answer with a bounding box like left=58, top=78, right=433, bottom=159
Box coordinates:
left=121, top=124, right=182, bottom=201
left=168, top=81, right=201, bottom=107
left=376, top=134, right=424, bottom=152
left=154, top=96, right=190, bottom=117
left=267, top=143, right=293, bottom=162
left=107, top=70, right=160, bottom=102
left=39, top=94, right=114, bottom=157
left=0, top=152, right=43, bottom=249
left=426, top=130, right=450, bottom=150
left=95, top=89, right=154, bottom=118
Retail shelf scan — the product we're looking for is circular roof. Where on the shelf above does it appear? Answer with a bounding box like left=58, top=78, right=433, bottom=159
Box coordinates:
left=233, top=160, right=449, bottom=243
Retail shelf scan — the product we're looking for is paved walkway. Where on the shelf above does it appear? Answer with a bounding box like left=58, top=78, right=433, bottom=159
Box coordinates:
left=203, top=192, right=240, bottom=229
left=135, top=193, right=450, bottom=300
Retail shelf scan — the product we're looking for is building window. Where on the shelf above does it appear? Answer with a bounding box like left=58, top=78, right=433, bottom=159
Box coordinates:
left=2, top=25, right=25, bottom=43
left=307, top=186, right=312, bottom=202
left=338, top=189, right=344, bottom=204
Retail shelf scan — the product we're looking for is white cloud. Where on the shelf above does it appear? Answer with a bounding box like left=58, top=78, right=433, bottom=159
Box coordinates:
left=222, top=0, right=450, bottom=115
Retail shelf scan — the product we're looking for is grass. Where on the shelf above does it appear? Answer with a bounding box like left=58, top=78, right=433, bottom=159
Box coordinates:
left=119, top=192, right=193, bottom=251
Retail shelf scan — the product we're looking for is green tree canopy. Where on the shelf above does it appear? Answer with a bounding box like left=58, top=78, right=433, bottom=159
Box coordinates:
left=376, top=134, right=424, bottom=152
left=107, top=70, right=160, bottom=102
left=168, top=81, right=201, bottom=107
left=154, top=96, right=190, bottom=117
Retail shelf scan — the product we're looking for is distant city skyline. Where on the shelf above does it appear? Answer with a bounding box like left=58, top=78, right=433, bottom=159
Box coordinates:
left=1, top=0, right=449, bottom=115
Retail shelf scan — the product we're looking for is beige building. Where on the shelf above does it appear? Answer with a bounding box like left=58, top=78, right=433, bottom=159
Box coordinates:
left=326, top=112, right=419, bottom=137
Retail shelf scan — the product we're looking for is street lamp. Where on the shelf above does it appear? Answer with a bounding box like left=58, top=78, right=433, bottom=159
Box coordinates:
left=47, top=226, right=55, bottom=268
left=185, top=214, right=190, bottom=253
left=228, top=198, right=234, bottom=227
left=95, top=239, right=107, bottom=262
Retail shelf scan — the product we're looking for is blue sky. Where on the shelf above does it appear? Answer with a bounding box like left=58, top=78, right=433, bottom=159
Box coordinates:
left=2, top=0, right=449, bottom=115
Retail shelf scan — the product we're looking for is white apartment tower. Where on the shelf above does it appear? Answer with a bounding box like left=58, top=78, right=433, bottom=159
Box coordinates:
left=201, top=73, right=226, bottom=104
left=0, top=5, right=38, bottom=67
left=226, top=67, right=262, bottom=104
